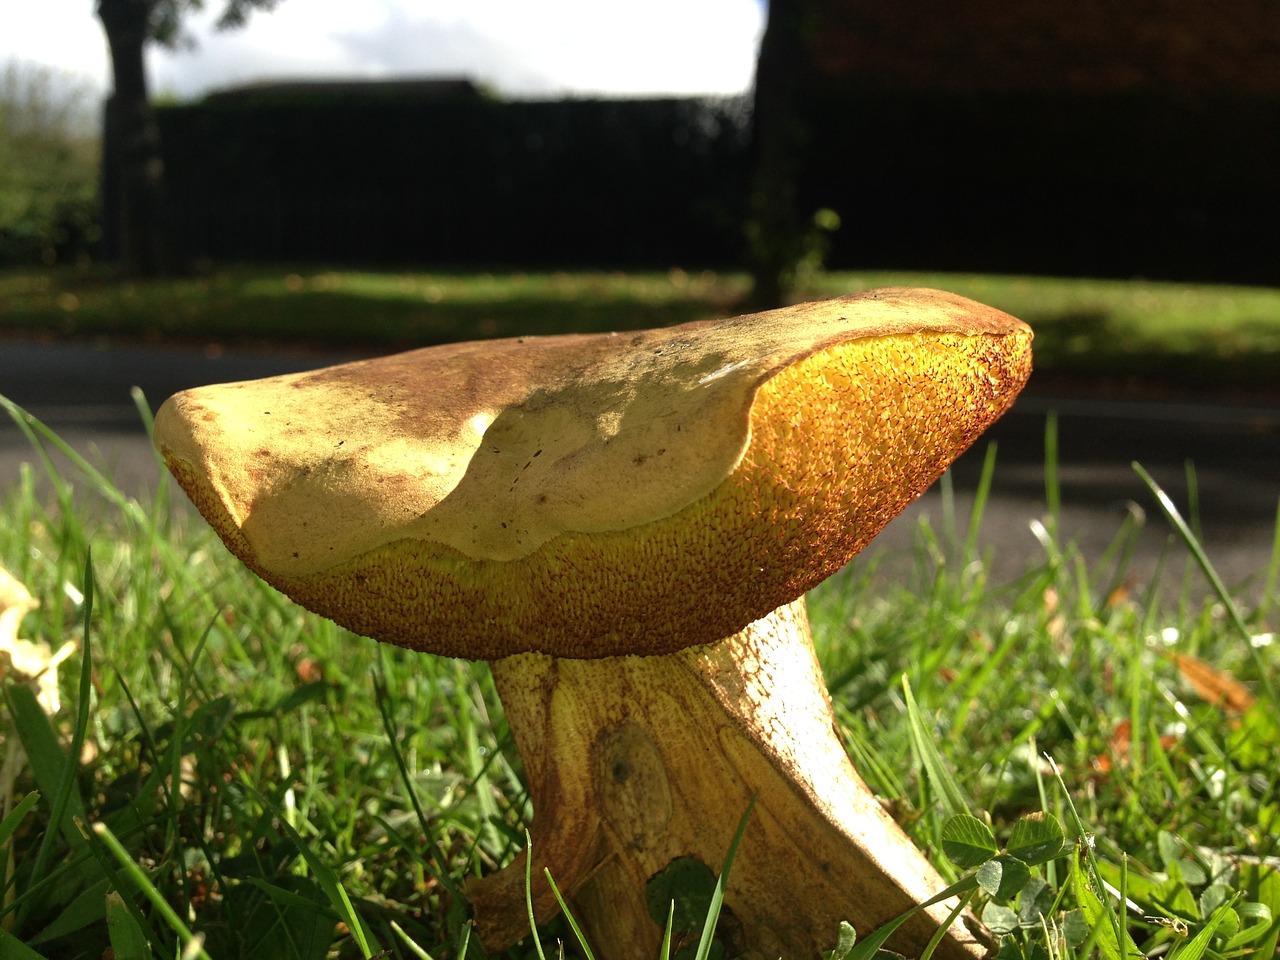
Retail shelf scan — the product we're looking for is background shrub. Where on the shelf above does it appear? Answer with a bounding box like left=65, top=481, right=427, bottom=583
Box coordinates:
left=0, top=59, right=101, bottom=266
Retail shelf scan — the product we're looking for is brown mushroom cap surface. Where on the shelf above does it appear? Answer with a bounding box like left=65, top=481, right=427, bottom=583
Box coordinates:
left=155, top=288, right=1031, bottom=659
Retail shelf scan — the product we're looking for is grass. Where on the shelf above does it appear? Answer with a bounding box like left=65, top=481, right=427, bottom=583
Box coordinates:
left=0, top=267, right=748, bottom=349
left=1, top=395, right=1277, bottom=960
left=1, top=264, right=1278, bottom=957
left=3, top=265, right=1280, bottom=396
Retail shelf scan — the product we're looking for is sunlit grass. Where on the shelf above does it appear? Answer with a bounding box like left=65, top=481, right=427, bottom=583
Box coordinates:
left=1, top=397, right=1277, bottom=959
left=3, top=266, right=1279, bottom=393
left=810, top=272, right=1280, bottom=393
left=0, top=266, right=749, bottom=348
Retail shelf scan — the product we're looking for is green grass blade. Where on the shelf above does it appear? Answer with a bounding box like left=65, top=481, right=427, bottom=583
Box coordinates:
left=65, top=549, right=94, bottom=800
left=389, top=919, right=436, bottom=960
left=105, top=889, right=152, bottom=960
left=268, top=810, right=381, bottom=958
left=1257, top=498, right=1280, bottom=623
left=523, top=830, right=548, bottom=960
left=1167, top=898, right=1240, bottom=960
left=0, top=791, right=40, bottom=848
left=1070, top=851, right=1141, bottom=960
left=1043, top=412, right=1061, bottom=546
left=693, top=792, right=757, bottom=960
left=90, top=821, right=210, bottom=960
left=961, top=442, right=999, bottom=571
left=129, top=386, right=157, bottom=438
left=940, top=467, right=958, bottom=563
left=24, top=877, right=113, bottom=947
left=1223, top=900, right=1274, bottom=950
left=0, top=928, right=53, bottom=960
left=1049, top=755, right=1140, bottom=960
left=544, top=867, right=598, bottom=960
left=1133, top=462, right=1277, bottom=701
left=903, top=676, right=970, bottom=819
left=919, top=891, right=971, bottom=960
left=372, top=672, right=461, bottom=900
left=1133, top=462, right=1241, bottom=624
left=1183, top=459, right=1204, bottom=542
left=456, top=918, right=473, bottom=958
left=1242, top=868, right=1280, bottom=960
left=240, top=876, right=341, bottom=916
left=4, top=668, right=85, bottom=845
left=844, top=875, right=979, bottom=960
left=660, top=900, right=675, bottom=960
left=0, top=396, right=146, bottom=523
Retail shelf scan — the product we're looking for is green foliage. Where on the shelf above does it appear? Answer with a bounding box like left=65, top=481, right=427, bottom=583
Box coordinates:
left=0, top=60, right=99, bottom=266
left=1, top=385, right=1277, bottom=960
left=939, top=814, right=997, bottom=868
left=1, top=400, right=500, bottom=959
left=539, top=799, right=756, bottom=960
left=814, top=438, right=1280, bottom=960
left=142, top=0, right=284, bottom=47
left=841, top=875, right=980, bottom=960
left=3, top=267, right=1278, bottom=398
left=827, top=921, right=857, bottom=960
left=1007, top=816, right=1071, bottom=866
left=645, top=857, right=719, bottom=944
left=840, top=800, right=1276, bottom=960
left=905, top=676, right=975, bottom=821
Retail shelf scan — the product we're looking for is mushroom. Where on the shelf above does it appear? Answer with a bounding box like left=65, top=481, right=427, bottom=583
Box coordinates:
left=154, top=288, right=1032, bottom=960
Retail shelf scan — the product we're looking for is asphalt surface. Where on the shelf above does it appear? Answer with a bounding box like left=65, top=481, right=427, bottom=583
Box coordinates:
left=2, top=339, right=1277, bottom=596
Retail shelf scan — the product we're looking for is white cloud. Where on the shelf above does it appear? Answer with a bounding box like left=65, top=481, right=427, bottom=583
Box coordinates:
left=404, top=0, right=766, bottom=95
left=1, top=0, right=763, bottom=102
left=2, top=0, right=113, bottom=92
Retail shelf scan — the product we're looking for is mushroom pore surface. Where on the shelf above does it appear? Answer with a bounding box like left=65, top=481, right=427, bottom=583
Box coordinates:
left=158, top=290, right=1032, bottom=659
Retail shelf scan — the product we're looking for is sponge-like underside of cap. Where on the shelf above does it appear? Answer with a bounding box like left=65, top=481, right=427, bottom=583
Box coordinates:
left=162, top=307, right=1031, bottom=659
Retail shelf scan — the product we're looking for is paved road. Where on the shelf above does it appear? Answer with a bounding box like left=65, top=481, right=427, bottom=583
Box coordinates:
left=2, top=339, right=1277, bottom=595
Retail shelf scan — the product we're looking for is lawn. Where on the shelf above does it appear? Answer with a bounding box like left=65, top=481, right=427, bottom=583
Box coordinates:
left=3, top=265, right=1280, bottom=397
left=1, top=268, right=1278, bottom=959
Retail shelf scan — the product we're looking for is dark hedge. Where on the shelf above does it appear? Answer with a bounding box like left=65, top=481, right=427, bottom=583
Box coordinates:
left=799, top=90, right=1280, bottom=284
left=155, top=94, right=753, bottom=269
left=152, top=88, right=1279, bottom=283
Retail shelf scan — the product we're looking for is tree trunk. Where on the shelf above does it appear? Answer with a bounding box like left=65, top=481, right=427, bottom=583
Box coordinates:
left=744, top=0, right=810, bottom=310
left=97, top=0, right=173, bottom=276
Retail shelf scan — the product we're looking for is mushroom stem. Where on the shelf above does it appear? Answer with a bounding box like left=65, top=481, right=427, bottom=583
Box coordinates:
left=468, top=598, right=990, bottom=960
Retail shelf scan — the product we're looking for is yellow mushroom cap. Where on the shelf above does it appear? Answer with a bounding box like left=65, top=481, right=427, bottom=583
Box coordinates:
left=155, top=288, right=1032, bottom=659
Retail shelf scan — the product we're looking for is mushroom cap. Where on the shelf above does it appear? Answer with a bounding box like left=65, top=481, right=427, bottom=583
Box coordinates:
left=155, top=288, right=1032, bottom=659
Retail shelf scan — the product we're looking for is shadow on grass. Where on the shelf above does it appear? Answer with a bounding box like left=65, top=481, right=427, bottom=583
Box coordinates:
left=191, top=289, right=737, bottom=348
left=5, top=266, right=1280, bottom=396
left=0, top=267, right=749, bottom=350
left=1017, top=307, right=1280, bottom=396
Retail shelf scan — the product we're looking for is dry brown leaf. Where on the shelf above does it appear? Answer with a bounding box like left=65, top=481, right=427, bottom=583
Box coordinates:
left=1166, top=651, right=1257, bottom=714
left=1093, top=717, right=1180, bottom=776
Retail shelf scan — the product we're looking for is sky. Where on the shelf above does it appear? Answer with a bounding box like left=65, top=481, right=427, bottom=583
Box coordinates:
left=3, top=0, right=766, bottom=101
